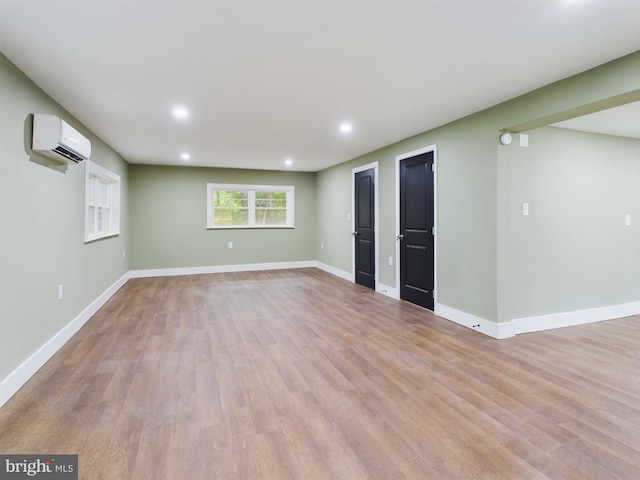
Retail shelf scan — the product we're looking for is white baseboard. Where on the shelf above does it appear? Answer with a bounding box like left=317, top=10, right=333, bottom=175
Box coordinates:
left=376, top=283, right=398, bottom=299
left=0, top=273, right=130, bottom=409
left=313, top=263, right=397, bottom=299
left=130, top=260, right=316, bottom=278
left=510, top=301, right=640, bottom=335
left=435, top=301, right=640, bottom=339
left=313, top=262, right=353, bottom=282
left=435, top=303, right=509, bottom=339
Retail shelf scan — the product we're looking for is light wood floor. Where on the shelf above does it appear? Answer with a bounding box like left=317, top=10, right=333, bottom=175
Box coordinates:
left=0, top=268, right=638, bottom=479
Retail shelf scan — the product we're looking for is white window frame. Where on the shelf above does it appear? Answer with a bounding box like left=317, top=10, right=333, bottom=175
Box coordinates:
left=84, top=160, right=121, bottom=243
left=207, top=183, right=295, bottom=229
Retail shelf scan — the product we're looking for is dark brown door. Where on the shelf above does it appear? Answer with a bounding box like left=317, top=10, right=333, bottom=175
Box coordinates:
left=354, top=168, right=375, bottom=289
left=399, top=152, right=434, bottom=310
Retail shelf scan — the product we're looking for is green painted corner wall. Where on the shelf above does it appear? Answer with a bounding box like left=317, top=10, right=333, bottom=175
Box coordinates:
left=129, top=165, right=317, bottom=269
left=0, top=54, right=130, bottom=381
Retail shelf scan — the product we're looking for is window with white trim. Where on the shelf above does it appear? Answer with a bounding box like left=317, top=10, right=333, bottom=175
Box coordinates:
left=207, top=184, right=294, bottom=229
left=85, top=160, right=121, bottom=242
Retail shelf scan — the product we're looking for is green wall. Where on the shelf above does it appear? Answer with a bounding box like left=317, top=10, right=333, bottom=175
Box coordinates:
left=317, top=52, right=640, bottom=324
left=317, top=113, right=501, bottom=320
left=0, top=54, right=130, bottom=381
left=316, top=161, right=354, bottom=271
left=129, top=165, right=317, bottom=269
left=498, top=127, right=639, bottom=321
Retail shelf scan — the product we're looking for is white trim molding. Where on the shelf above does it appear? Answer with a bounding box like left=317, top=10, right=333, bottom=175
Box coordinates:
left=0, top=273, right=130, bottom=408
left=314, top=261, right=353, bottom=282
left=435, top=301, right=640, bottom=340
left=130, top=260, right=315, bottom=279
left=435, top=303, right=508, bottom=339
left=376, top=283, right=398, bottom=299
left=510, top=301, right=640, bottom=335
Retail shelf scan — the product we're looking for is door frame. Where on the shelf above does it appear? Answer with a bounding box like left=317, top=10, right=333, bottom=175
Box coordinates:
left=352, top=161, right=379, bottom=289
left=395, top=145, right=438, bottom=303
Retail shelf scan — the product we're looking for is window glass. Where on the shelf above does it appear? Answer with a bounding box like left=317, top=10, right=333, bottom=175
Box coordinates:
left=255, top=191, right=287, bottom=225
left=207, top=184, right=294, bottom=229
left=85, top=161, right=120, bottom=242
left=212, top=190, right=249, bottom=226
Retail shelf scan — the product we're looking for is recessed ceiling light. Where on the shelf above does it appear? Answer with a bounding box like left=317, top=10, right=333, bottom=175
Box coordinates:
left=180, top=153, right=190, bottom=161
left=173, top=106, right=189, bottom=120
left=339, top=122, right=353, bottom=134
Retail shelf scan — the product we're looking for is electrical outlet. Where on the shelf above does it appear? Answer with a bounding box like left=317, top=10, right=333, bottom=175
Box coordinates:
left=522, top=203, right=529, bottom=216
left=388, top=256, right=393, bottom=266
left=321, top=242, right=324, bottom=250
left=228, top=241, right=233, bottom=249
left=58, top=284, right=64, bottom=300
left=625, top=214, right=631, bottom=227
left=122, top=250, right=126, bottom=259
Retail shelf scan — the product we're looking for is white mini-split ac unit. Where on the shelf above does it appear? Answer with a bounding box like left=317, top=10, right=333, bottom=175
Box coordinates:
left=32, top=113, right=91, bottom=163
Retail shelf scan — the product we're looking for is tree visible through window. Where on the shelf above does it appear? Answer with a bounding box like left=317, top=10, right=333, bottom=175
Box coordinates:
left=212, top=190, right=249, bottom=226
left=255, top=191, right=287, bottom=225
left=207, top=184, right=294, bottom=229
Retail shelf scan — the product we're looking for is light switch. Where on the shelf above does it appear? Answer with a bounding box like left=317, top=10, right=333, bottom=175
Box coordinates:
left=625, top=215, right=631, bottom=227
left=228, top=241, right=233, bottom=249
left=519, top=134, right=529, bottom=147
left=522, top=203, right=529, bottom=216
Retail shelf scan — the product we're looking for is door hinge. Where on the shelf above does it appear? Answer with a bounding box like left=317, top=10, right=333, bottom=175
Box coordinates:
left=432, top=226, right=436, bottom=236
left=431, top=162, right=436, bottom=172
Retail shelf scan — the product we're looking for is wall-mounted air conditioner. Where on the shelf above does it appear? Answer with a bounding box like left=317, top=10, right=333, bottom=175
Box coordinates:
left=32, top=113, right=91, bottom=163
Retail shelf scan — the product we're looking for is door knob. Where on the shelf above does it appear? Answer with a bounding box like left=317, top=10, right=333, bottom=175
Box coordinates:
left=352, top=231, right=359, bottom=236
left=396, top=234, right=404, bottom=240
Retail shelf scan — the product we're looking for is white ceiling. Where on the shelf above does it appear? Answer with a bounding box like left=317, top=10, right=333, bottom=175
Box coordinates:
left=1, top=0, right=639, bottom=172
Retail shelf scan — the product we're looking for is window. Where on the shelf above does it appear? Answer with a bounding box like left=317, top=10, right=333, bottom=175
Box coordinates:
left=85, top=160, right=121, bottom=242
left=207, top=184, right=294, bottom=229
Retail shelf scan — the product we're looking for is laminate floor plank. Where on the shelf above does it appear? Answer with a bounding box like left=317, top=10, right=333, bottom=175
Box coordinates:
left=289, top=390, right=370, bottom=480
left=0, top=268, right=638, bottom=479
left=277, top=413, right=338, bottom=480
